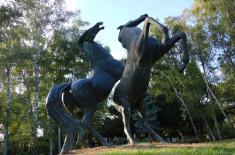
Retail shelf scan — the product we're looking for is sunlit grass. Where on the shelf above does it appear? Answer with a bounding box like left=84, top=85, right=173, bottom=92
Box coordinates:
left=70, top=139, right=235, bottom=155
left=100, top=147, right=235, bottom=155
left=98, top=139, right=235, bottom=155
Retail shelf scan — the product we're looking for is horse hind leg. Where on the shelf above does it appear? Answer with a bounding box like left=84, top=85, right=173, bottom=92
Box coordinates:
left=135, top=99, right=166, bottom=143
left=81, top=106, right=112, bottom=147
left=62, top=91, right=85, bottom=148
left=113, top=92, right=135, bottom=144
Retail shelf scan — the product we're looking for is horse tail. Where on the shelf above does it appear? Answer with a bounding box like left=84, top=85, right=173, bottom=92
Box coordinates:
left=46, top=82, right=80, bottom=131
left=46, top=82, right=81, bottom=153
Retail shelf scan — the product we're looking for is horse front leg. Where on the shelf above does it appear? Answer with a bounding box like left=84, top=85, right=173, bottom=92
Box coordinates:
left=139, top=17, right=189, bottom=71
left=136, top=16, right=151, bottom=53
left=143, top=17, right=170, bottom=44
left=81, top=106, right=112, bottom=147
left=118, top=14, right=148, bottom=29
left=137, top=16, right=169, bottom=52
left=166, top=32, right=189, bottom=72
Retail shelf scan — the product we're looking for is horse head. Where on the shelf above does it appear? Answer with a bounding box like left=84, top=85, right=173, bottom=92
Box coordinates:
left=78, top=22, right=104, bottom=59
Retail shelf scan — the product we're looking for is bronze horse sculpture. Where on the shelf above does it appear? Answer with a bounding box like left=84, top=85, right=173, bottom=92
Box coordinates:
left=112, top=14, right=189, bottom=144
left=46, top=22, right=124, bottom=153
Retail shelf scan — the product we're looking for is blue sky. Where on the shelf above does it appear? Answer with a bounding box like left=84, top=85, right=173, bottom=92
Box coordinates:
left=65, top=0, right=194, bottom=59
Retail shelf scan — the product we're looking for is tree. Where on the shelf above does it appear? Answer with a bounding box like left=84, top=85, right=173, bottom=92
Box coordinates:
left=15, top=0, right=84, bottom=153
left=0, top=4, right=24, bottom=154
left=187, top=0, right=235, bottom=130
left=0, top=0, right=88, bottom=154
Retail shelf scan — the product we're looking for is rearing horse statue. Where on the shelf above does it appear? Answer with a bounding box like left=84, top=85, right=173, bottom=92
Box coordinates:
left=46, top=22, right=124, bottom=154
left=112, top=14, right=189, bottom=144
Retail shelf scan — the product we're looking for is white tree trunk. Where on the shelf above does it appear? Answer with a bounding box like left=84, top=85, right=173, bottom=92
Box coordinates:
left=47, top=116, right=53, bottom=155
left=199, top=60, right=234, bottom=127
left=212, top=114, right=222, bottom=140
left=176, top=129, right=184, bottom=142
left=33, top=54, right=40, bottom=155
left=58, top=127, right=61, bottom=153
left=201, top=115, right=215, bottom=141
left=168, top=78, right=199, bottom=138
left=3, top=67, right=11, bottom=155
left=202, top=72, right=233, bottom=125
left=34, top=62, right=40, bottom=127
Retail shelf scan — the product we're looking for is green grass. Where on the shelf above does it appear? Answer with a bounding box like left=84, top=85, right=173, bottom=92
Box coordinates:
left=98, top=139, right=235, bottom=155
left=100, top=147, right=235, bottom=155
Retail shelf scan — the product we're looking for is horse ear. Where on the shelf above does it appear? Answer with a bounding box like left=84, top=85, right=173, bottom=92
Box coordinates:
left=117, top=25, right=124, bottom=30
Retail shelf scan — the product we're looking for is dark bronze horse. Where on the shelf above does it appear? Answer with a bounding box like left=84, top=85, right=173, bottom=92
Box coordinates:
left=113, top=14, right=189, bottom=144
left=46, top=22, right=124, bottom=153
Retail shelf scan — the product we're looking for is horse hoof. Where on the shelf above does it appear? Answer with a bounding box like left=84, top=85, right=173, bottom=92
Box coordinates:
left=106, top=143, right=113, bottom=147
left=130, top=141, right=136, bottom=145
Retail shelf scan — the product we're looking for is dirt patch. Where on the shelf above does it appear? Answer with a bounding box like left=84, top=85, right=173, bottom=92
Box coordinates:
left=68, top=146, right=110, bottom=155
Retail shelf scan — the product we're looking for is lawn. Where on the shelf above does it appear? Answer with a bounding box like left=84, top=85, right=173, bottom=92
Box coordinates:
left=69, top=139, right=235, bottom=155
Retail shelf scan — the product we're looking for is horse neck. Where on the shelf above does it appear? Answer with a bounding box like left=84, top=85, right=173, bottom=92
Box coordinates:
left=86, top=42, right=111, bottom=67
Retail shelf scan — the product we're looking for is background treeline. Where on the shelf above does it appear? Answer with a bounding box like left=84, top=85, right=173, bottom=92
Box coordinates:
left=0, top=0, right=234, bottom=154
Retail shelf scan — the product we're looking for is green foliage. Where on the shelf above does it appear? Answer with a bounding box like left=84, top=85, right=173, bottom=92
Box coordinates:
left=0, top=5, right=21, bottom=27
left=148, top=0, right=235, bottom=140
